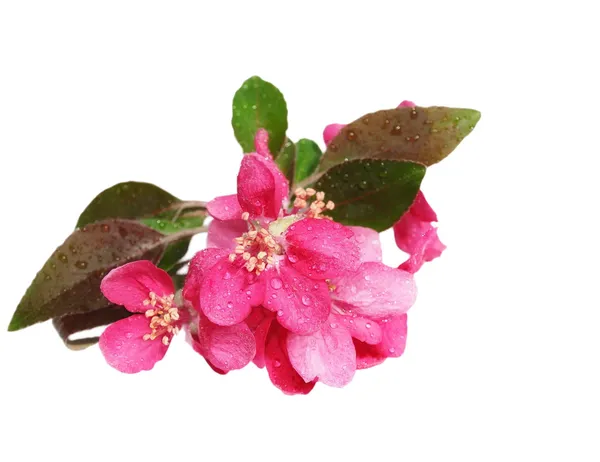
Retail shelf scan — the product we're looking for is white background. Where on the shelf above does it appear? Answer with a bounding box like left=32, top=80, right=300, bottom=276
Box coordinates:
left=1, top=1, right=598, bottom=460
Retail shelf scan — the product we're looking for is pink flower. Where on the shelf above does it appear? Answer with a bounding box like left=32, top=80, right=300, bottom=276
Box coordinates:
left=244, top=227, right=415, bottom=394
left=322, top=99, right=445, bottom=273
left=99, top=260, right=187, bottom=373
left=393, top=190, right=446, bottom=273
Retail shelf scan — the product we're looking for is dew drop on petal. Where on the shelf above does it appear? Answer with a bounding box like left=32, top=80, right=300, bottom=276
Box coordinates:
left=227, top=302, right=233, bottom=309
left=274, top=360, right=281, bottom=368
left=301, top=295, right=312, bottom=306
left=389, top=347, right=395, bottom=353
left=277, top=310, right=284, bottom=316
left=270, top=278, right=283, bottom=289
left=365, top=322, right=371, bottom=329
left=288, top=253, right=298, bottom=263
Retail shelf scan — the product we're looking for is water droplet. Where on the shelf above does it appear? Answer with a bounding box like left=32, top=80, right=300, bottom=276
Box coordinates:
left=58, top=253, right=68, bottom=264
left=227, top=302, right=234, bottom=309
left=364, top=275, right=371, bottom=281
left=391, top=124, right=402, bottom=135
left=389, top=347, right=396, bottom=353
left=330, top=322, right=337, bottom=328
left=251, top=104, right=257, bottom=110
left=287, top=253, right=298, bottom=263
left=410, top=109, right=418, bottom=119
left=277, top=310, right=284, bottom=316
left=329, top=143, right=338, bottom=152
left=271, top=293, right=277, bottom=299
left=270, top=277, right=283, bottom=290
left=313, top=284, right=319, bottom=289
left=246, top=290, right=252, bottom=296
left=274, top=360, right=281, bottom=368
left=100, top=224, right=110, bottom=233
left=362, top=116, right=370, bottom=125
left=365, top=323, right=371, bottom=329
left=379, top=170, right=388, bottom=178
left=359, top=181, right=368, bottom=190
left=301, top=295, right=312, bottom=306
left=223, top=271, right=232, bottom=280
left=346, top=130, right=356, bottom=141
left=75, top=260, right=88, bottom=269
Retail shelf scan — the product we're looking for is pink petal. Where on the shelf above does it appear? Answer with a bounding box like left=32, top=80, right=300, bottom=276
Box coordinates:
left=286, top=318, right=356, bottom=387
left=254, top=128, right=271, bottom=157
left=186, top=327, right=228, bottom=375
left=397, top=100, right=416, bottom=108
left=199, top=257, right=264, bottom=326
left=353, top=339, right=386, bottom=370
left=265, top=322, right=316, bottom=395
left=207, top=194, right=243, bottom=221
left=183, top=248, right=230, bottom=308
left=263, top=262, right=330, bottom=335
left=349, top=226, right=382, bottom=263
left=237, top=154, right=277, bottom=218
left=394, top=192, right=445, bottom=273
left=207, top=218, right=247, bottom=251
left=99, top=315, right=168, bottom=373
left=100, top=260, right=174, bottom=313
left=334, top=313, right=382, bottom=345
left=253, top=153, right=289, bottom=219
left=195, top=316, right=256, bottom=372
left=376, top=314, right=408, bottom=358
left=284, top=218, right=360, bottom=279
left=333, top=262, right=416, bottom=318
left=411, top=190, right=438, bottom=222
left=398, top=227, right=446, bottom=273
left=323, top=123, right=346, bottom=146
left=245, top=307, right=274, bottom=368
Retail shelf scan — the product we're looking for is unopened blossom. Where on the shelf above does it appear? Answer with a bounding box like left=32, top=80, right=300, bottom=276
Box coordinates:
left=99, top=260, right=187, bottom=373
left=322, top=99, right=445, bottom=273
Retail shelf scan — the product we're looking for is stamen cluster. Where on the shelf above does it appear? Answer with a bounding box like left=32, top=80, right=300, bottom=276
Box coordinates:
left=229, top=212, right=282, bottom=274
left=294, top=188, right=335, bottom=219
left=142, top=292, right=180, bottom=345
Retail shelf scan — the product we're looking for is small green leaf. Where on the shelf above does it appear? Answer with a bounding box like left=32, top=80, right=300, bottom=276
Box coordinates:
left=140, top=215, right=205, bottom=271
left=232, top=76, right=288, bottom=154
left=77, top=181, right=178, bottom=228
left=319, top=106, right=481, bottom=172
left=294, top=139, right=322, bottom=185
left=8, top=220, right=169, bottom=332
left=276, top=138, right=296, bottom=183
left=313, top=159, right=426, bottom=232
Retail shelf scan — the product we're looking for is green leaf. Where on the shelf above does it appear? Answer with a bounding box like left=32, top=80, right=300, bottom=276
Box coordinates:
left=313, top=159, right=426, bottom=232
left=319, top=106, right=481, bottom=172
left=232, top=76, right=288, bottom=154
left=8, top=219, right=171, bottom=332
left=77, top=181, right=196, bottom=271
left=276, top=138, right=296, bottom=183
left=294, top=139, right=322, bottom=185
left=77, top=181, right=178, bottom=228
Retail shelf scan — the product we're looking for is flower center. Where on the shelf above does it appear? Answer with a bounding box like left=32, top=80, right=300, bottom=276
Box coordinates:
left=293, top=188, right=335, bottom=219
left=229, top=212, right=282, bottom=275
left=142, top=292, right=180, bottom=345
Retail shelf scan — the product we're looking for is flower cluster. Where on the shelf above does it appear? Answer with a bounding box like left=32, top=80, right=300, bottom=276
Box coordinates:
left=98, top=111, right=446, bottom=394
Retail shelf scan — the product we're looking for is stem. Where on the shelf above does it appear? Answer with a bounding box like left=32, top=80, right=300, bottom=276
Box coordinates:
left=162, top=226, right=208, bottom=245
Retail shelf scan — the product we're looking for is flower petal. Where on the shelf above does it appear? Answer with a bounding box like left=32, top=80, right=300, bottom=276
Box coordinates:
left=397, top=100, right=416, bottom=108
left=207, top=218, right=247, bottom=251
left=254, top=128, right=271, bottom=157
left=284, top=218, right=360, bottom=279
left=207, top=194, right=243, bottom=221
left=200, top=257, right=264, bottom=326
left=398, top=227, right=446, bottom=273
left=237, top=154, right=280, bottom=219
left=183, top=248, right=230, bottom=308
left=349, top=226, right=382, bottom=263
left=245, top=307, right=274, bottom=368
left=99, top=315, right=169, bottom=373
left=287, top=318, right=356, bottom=387
left=195, top=316, right=256, bottom=371
left=333, top=262, right=416, bottom=318
left=353, top=339, right=386, bottom=370
left=411, top=190, right=438, bottom=222
left=100, top=260, right=174, bottom=313
left=376, top=314, right=408, bottom=358
left=263, top=263, right=330, bottom=335
left=265, top=322, right=316, bottom=395
left=323, top=123, right=345, bottom=146
left=334, top=313, right=382, bottom=345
